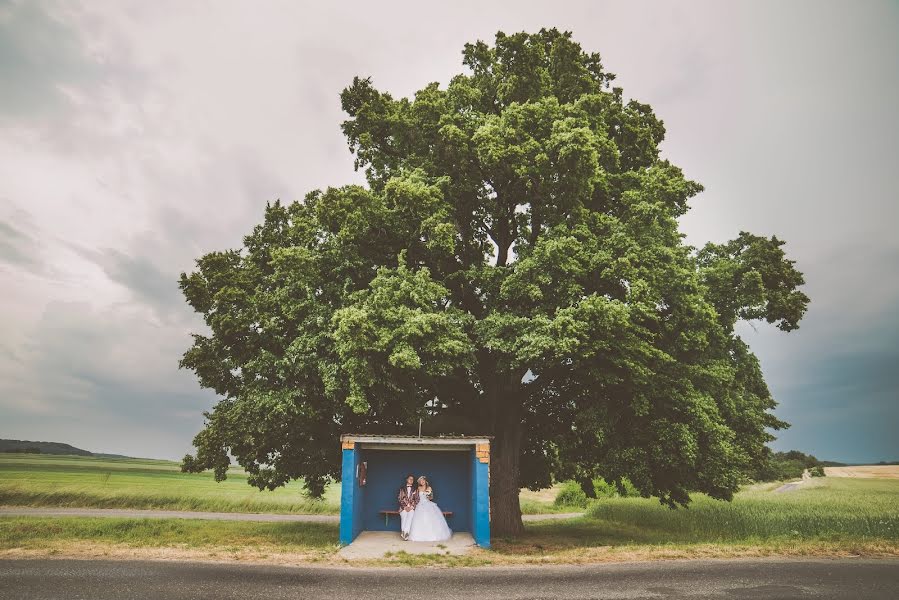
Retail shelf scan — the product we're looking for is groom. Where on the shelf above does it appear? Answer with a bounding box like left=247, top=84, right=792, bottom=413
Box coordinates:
left=397, top=474, right=419, bottom=540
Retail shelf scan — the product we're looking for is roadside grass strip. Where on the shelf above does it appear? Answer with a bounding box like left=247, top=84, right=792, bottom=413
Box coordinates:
left=0, top=516, right=341, bottom=562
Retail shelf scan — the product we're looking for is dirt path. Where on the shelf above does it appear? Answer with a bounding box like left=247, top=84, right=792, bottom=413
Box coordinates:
left=522, top=512, right=585, bottom=521
left=774, top=469, right=812, bottom=493
left=0, top=506, right=584, bottom=522
left=773, top=482, right=804, bottom=493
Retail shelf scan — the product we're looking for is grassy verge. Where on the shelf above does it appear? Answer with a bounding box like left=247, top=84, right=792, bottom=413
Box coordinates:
left=0, top=516, right=341, bottom=563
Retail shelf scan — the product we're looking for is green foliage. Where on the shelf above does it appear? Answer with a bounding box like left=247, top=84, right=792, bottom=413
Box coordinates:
left=753, top=449, right=828, bottom=482
left=178, top=28, right=809, bottom=525
left=555, top=477, right=640, bottom=507
left=591, top=478, right=617, bottom=498
left=554, top=481, right=589, bottom=508
left=809, top=465, right=826, bottom=477
left=614, top=477, right=640, bottom=498
left=775, top=450, right=822, bottom=468
left=769, top=459, right=807, bottom=481
left=697, top=233, right=810, bottom=333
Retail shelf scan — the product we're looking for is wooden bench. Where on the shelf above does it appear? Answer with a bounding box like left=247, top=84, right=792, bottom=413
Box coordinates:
left=379, top=509, right=453, bottom=527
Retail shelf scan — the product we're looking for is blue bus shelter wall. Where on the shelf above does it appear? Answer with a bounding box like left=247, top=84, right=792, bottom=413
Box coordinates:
left=470, top=449, right=491, bottom=548
left=338, top=447, right=364, bottom=545
left=359, top=448, right=471, bottom=533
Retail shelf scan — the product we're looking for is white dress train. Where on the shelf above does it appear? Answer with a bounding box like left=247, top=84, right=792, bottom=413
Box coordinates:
left=407, top=489, right=452, bottom=542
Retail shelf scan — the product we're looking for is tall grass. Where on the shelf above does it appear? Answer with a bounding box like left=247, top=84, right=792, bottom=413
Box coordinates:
left=485, top=478, right=899, bottom=561
left=586, top=478, right=899, bottom=542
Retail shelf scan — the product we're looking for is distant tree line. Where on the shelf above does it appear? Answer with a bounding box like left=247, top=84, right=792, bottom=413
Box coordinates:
left=1, top=447, right=42, bottom=454
left=561, top=449, right=831, bottom=501
left=753, top=449, right=836, bottom=481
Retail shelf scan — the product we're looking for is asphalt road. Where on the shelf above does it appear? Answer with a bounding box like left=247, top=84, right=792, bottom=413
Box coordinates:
left=2, top=558, right=898, bottom=599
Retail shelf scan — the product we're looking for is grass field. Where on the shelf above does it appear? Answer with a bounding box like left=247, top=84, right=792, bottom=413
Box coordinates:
left=584, top=478, right=899, bottom=541
left=2, top=464, right=897, bottom=565
left=0, top=454, right=342, bottom=514
left=488, top=478, right=899, bottom=562
left=0, top=454, right=572, bottom=515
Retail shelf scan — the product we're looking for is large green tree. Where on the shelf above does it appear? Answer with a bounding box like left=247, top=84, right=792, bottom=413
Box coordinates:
left=179, top=29, right=810, bottom=536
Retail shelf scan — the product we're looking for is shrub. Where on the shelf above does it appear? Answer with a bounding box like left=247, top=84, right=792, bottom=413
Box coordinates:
left=618, top=477, right=640, bottom=497
left=752, top=449, right=831, bottom=482
left=592, top=478, right=617, bottom=498
left=555, top=478, right=641, bottom=507
left=554, top=481, right=589, bottom=508
left=592, top=477, right=640, bottom=498
left=809, top=465, right=826, bottom=477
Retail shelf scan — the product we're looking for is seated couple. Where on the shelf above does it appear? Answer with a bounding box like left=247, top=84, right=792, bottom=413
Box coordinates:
left=397, top=474, right=452, bottom=541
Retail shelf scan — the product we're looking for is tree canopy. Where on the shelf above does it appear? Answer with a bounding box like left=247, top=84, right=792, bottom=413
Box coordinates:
left=179, top=28, right=810, bottom=535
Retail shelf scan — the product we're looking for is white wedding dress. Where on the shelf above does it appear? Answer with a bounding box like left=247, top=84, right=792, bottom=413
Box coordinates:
left=407, top=489, right=452, bottom=542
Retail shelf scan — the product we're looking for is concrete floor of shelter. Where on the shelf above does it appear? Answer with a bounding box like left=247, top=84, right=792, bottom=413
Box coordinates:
left=338, top=531, right=477, bottom=560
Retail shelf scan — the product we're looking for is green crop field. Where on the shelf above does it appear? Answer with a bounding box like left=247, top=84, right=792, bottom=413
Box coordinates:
left=0, top=454, right=341, bottom=514
left=0, top=453, right=570, bottom=515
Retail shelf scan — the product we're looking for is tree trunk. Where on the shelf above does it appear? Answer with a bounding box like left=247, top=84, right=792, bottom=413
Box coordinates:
left=488, top=372, right=525, bottom=537
left=578, top=476, right=597, bottom=499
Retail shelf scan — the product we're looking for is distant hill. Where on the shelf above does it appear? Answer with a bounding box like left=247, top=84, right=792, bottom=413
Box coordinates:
left=0, top=439, right=133, bottom=459
left=92, top=453, right=140, bottom=459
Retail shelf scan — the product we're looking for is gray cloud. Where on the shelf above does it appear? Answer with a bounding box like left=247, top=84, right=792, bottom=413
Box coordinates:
left=0, top=219, right=40, bottom=268
left=767, top=306, right=899, bottom=462
left=66, top=246, right=182, bottom=317
left=0, top=300, right=215, bottom=458
left=0, top=1, right=98, bottom=119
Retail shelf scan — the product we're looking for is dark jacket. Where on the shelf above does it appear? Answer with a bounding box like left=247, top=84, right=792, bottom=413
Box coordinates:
left=398, top=485, right=419, bottom=510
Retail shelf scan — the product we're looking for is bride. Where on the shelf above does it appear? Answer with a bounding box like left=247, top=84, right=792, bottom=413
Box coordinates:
left=407, top=475, right=453, bottom=542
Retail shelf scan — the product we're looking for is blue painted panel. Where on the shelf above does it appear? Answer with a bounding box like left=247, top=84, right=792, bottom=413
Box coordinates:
left=471, top=452, right=491, bottom=548
left=358, top=449, right=471, bottom=533
left=352, top=449, right=364, bottom=539
left=338, top=447, right=357, bottom=545
left=469, top=448, right=477, bottom=534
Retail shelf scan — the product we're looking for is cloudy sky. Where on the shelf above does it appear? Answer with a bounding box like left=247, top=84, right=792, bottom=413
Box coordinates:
left=1, top=0, right=896, bottom=463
